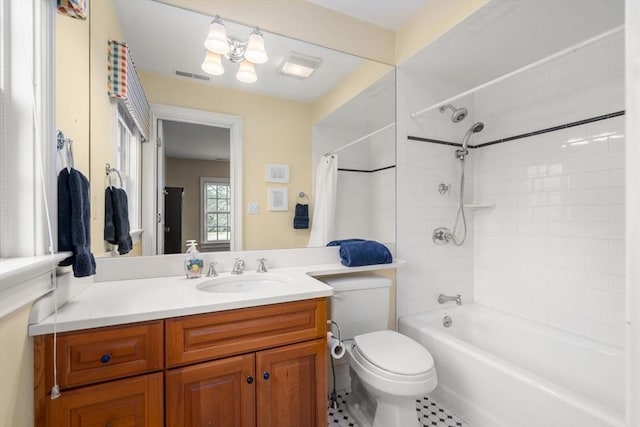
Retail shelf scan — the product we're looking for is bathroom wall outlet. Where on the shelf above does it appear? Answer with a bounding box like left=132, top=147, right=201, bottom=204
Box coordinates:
left=247, top=202, right=259, bottom=214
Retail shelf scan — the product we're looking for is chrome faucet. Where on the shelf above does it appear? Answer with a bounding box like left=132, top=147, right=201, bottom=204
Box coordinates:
left=438, top=293, right=462, bottom=305
left=256, top=258, right=268, bottom=273
left=206, top=260, right=218, bottom=277
left=231, top=258, right=245, bottom=275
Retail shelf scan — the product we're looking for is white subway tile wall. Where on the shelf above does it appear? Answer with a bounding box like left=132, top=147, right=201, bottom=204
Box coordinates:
left=397, top=31, right=625, bottom=346
left=472, top=33, right=625, bottom=345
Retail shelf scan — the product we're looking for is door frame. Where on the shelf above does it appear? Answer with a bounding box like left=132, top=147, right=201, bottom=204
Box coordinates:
left=141, top=104, right=243, bottom=255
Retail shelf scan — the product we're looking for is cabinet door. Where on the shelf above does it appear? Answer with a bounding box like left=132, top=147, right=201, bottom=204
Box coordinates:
left=256, top=339, right=327, bottom=427
left=166, top=353, right=256, bottom=427
left=48, top=372, right=163, bottom=427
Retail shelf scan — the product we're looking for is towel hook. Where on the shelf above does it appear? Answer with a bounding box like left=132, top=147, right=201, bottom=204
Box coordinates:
left=56, top=130, right=74, bottom=172
left=297, top=192, right=309, bottom=202
left=105, top=163, right=124, bottom=189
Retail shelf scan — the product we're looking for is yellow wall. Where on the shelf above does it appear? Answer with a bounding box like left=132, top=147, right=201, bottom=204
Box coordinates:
left=395, top=0, right=489, bottom=64
left=89, top=0, right=124, bottom=257
left=55, top=14, right=90, bottom=174
left=140, top=72, right=313, bottom=250
left=166, top=158, right=231, bottom=247
left=0, top=306, right=34, bottom=427
left=160, top=0, right=395, bottom=65
left=312, top=60, right=393, bottom=125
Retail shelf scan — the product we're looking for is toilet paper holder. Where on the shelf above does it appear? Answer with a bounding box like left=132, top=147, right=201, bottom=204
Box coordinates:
left=327, top=319, right=342, bottom=343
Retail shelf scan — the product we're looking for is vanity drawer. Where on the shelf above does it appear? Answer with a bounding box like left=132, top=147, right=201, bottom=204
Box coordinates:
left=166, top=298, right=327, bottom=367
left=44, top=320, right=164, bottom=389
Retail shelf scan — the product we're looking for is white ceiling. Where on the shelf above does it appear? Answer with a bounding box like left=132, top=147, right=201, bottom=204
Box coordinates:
left=112, top=0, right=368, bottom=103
left=307, top=0, right=428, bottom=30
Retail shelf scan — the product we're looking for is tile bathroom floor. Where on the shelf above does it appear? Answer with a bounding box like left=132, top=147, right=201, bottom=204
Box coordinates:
left=327, top=392, right=470, bottom=427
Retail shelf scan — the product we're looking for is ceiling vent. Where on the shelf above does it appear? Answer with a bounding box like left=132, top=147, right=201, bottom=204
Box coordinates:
left=175, top=70, right=210, bottom=81
left=279, top=52, right=323, bottom=79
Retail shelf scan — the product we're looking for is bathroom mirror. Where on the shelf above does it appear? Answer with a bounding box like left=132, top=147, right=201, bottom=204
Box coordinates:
left=55, top=0, right=395, bottom=257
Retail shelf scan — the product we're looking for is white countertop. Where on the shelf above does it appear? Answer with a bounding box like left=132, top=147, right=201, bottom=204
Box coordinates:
left=28, top=261, right=403, bottom=336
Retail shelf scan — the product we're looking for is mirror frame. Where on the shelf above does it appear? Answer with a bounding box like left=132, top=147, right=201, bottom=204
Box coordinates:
left=142, top=104, right=243, bottom=255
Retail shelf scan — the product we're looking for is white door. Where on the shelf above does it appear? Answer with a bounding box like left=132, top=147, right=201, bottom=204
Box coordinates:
left=156, top=119, right=165, bottom=254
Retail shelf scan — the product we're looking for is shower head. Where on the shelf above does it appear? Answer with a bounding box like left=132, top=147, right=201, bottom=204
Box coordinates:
left=439, top=104, right=468, bottom=123
left=471, top=122, right=484, bottom=133
left=461, top=121, right=484, bottom=151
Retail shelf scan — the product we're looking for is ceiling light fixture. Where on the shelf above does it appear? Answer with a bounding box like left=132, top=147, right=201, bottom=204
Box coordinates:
left=279, top=52, right=323, bottom=79
left=201, top=16, right=268, bottom=83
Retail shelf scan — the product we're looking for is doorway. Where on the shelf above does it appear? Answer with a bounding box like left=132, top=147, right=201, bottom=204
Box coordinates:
left=142, top=104, right=243, bottom=255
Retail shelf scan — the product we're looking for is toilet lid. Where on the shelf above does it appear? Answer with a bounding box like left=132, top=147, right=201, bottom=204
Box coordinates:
left=353, top=330, right=434, bottom=376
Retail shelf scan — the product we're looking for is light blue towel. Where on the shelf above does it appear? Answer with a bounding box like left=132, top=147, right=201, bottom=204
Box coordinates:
left=339, top=240, right=392, bottom=267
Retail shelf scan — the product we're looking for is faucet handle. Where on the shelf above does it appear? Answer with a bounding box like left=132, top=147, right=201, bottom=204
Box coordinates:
left=231, top=257, right=245, bottom=274
left=256, top=258, right=268, bottom=273
left=206, top=260, right=218, bottom=277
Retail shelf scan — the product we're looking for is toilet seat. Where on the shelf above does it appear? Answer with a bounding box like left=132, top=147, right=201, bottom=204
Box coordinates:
left=351, top=330, right=435, bottom=382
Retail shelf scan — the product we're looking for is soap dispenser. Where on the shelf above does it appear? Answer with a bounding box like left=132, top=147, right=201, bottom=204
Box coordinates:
left=184, top=240, right=204, bottom=279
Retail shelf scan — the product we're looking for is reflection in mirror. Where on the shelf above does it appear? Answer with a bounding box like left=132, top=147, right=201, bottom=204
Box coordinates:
left=162, top=121, right=230, bottom=254
left=55, top=0, right=395, bottom=257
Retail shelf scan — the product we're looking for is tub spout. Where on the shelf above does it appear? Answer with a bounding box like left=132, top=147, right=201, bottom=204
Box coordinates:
left=438, top=294, right=462, bottom=305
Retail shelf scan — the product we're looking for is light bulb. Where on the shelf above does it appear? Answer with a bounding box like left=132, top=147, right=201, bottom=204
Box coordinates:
left=201, top=51, right=224, bottom=76
left=236, top=60, right=257, bottom=83
left=204, top=17, right=229, bottom=55
left=244, top=29, right=268, bottom=64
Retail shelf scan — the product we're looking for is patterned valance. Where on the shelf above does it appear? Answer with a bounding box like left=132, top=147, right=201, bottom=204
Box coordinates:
left=107, top=40, right=150, bottom=141
left=57, top=0, right=88, bottom=20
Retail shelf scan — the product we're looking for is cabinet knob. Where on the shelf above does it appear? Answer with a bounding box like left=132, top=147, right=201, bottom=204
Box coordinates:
left=100, top=354, right=111, bottom=364
left=263, top=371, right=270, bottom=380
left=246, top=376, right=254, bottom=384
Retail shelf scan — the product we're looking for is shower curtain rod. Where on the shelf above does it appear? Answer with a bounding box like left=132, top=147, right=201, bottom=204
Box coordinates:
left=409, top=24, right=625, bottom=120
left=324, top=122, right=395, bottom=156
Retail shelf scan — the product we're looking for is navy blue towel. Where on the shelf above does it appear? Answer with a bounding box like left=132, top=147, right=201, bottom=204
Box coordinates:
left=104, top=187, right=133, bottom=255
left=326, top=238, right=365, bottom=247
left=293, top=203, right=309, bottom=229
left=339, top=240, right=392, bottom=267
left=58, top=168, right=96, bottom=277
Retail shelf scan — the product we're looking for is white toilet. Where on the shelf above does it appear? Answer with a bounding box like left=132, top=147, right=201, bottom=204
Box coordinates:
left=324, top=274, right=437, bottom=427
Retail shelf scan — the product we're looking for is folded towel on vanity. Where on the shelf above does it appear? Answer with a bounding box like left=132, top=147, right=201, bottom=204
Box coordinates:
left=326, top=238, right=365, bottom=247
left=104, top=187, right=133, bottom=255
left=293, top=203, right=309, bottom=229
left=339, top=240, right=393, bottom=267
left=58, top=168, right=96, bottom=277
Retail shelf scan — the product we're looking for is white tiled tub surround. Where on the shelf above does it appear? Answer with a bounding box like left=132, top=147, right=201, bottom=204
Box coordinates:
left=396, top=64, right=476, bottom=318
left=395, top=25, right=625, bottom=427
left=397, top=30, right=625, bottom=344
left=472, top=32, right=625, bottom=346
left=313, top=124, right=396, bottom=245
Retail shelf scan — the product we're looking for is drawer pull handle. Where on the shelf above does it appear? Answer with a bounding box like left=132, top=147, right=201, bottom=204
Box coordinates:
left=246, top=376, right=254, bottom=384
left=100, top=354, right=111, bottom=364
left=263, top=371, right=270, bottom=380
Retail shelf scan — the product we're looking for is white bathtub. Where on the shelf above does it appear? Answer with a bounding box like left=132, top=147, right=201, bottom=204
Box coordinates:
left=399, top=303, right=625, bottom=427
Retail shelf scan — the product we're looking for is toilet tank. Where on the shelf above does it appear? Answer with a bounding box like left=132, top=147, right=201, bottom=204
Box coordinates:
left=322, top=274, right=392, bottom=340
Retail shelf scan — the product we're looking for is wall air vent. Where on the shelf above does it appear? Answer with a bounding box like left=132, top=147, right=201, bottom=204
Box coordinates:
left=175, top=70, right=210, bottom=81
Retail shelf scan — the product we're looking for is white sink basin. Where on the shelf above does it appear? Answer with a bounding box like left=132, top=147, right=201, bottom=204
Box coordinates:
left=196, top=274, right=291, bottom=293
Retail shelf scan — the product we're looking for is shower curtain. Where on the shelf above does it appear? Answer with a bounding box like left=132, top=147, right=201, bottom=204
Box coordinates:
left=308, top=154, right=338, bottom=247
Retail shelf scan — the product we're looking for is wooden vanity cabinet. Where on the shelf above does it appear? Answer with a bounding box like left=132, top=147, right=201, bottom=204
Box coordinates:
left=34, top=320, right=165, bottom=427
left=166, top=298, right=328, bottom=427
left=256, top=338, right=327, bottom=427
left=34, top=298, right=327, bottom=427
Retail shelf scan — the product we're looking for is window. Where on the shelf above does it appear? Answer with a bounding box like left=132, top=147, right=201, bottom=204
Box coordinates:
left=201, top=177, right=231, bottom=248
left=115, top=106, right=141, bottom=230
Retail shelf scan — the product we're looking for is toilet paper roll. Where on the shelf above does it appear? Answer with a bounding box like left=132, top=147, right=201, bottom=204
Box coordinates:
left=327, top=332, right=346, bottom=359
